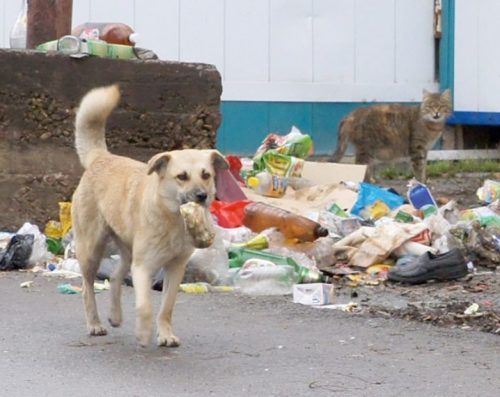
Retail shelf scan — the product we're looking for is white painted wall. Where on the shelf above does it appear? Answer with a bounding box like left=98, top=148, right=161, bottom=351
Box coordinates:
left=454, top=0, right=500, bottom=113
left=0, top=0, right=438, bottom=102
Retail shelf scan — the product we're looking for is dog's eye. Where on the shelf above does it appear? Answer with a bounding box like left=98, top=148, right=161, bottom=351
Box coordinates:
left=176, top=172, right=189, bottom=181
left=201, top=170, right=211, bottom=180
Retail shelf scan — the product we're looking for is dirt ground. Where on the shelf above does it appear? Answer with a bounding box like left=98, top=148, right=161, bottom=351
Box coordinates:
left=335, top=173, right=500, bottom=335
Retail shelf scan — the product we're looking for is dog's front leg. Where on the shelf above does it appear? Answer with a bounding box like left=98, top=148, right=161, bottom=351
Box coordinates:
left=131, top=264, right=153, bottom=347
left=157, top=260, right=188, bottom=347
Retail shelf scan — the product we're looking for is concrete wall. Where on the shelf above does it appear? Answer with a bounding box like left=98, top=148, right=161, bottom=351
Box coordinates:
left=0, top=49, right=221, bottom=230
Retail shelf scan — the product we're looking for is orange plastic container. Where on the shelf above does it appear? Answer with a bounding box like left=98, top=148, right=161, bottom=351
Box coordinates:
left=72, top=22, right=138, bottom=46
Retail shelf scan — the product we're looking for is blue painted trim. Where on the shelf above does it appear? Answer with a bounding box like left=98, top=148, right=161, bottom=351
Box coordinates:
left=440, top=0, right=454, bottom=94
left=448, top=111, right=500, bottom=126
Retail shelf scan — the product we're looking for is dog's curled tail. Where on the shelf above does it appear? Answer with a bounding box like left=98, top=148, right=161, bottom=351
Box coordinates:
left=331, top=117, right=350, bottom=163
left=75, top=84, right=120, bottom=169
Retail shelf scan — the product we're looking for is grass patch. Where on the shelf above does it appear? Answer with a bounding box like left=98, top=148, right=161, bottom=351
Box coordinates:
left=380, top=159, right=500, bottom=179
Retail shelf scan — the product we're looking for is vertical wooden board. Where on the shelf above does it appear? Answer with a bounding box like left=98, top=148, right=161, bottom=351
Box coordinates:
left=269, top=0, right=313, bottom=82
left=225, top=0, right=269, bottom=82
left=179, top=0, right=224, bottom=73
left=218, top=102, right=270, bottom=155
left=134, top=0, right=179, bottom=61
left=313, top=0, right=355, bottom=83
left=72, top=0, right=91, bottom=26
left=395, top=0, right=434, bottom=87
left=268, top=102, right=313, bottom=138
left=477, top=0, right=500, bottom=112
left=355, top=0, right=395, bottom=84
left=453, top=0, right=478, bottom=111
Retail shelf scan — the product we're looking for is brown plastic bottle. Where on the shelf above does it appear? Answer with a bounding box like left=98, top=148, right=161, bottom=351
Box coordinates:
left=71, top=22, right=138, bottom=46
left=243, top=202, right=328, bottom=242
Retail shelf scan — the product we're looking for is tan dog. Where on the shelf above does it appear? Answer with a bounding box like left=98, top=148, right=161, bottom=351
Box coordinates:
left=71, top=84, right=228, bottom=347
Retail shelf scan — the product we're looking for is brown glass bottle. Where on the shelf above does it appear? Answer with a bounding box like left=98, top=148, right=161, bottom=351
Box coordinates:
left=72, top=22, right=138, bottom=45
left=243, top=202, right=328, bottom=242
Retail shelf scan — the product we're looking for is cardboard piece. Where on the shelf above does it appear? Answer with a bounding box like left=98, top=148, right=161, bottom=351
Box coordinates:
left=243, top=184, right=358, bottom=218
left=302, top=161, right=366, bottom=186
left=293, top=283, right=335, bottom=305
left=242, top=162, right=366, bottom=218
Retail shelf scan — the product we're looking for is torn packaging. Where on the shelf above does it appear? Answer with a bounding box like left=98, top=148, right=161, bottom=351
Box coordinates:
left=332, top=222, right=429, bottom=268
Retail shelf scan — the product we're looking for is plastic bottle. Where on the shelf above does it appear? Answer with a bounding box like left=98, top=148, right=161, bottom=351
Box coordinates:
left=407, top=181, right=437, bottom=209
left=243, top=202, right=328, bottom=242
left=71, top=22, right=139, bottom=46
left=9, top=0, right=27, bottom=49
left=233, top=260, right=297, bottom=295
left=227, top=247, right=326, bottom=283
left=247, top=172, right=287, bottom=198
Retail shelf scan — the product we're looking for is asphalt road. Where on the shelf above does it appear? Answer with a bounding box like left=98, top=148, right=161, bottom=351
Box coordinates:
left=0, top=271, right=498, bottom=397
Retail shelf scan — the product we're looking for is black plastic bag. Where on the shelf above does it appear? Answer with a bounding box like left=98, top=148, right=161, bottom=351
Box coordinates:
left=0, top=234, right=34, bottom=271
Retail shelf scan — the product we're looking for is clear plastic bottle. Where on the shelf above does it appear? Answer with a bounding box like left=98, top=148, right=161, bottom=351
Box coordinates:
left=247, top=172, right=287, bottom=198
left=71, top=22, right=139, bottom=46
left=9, top=0, right=27, bottom=49
left=243, top=202, right=329, bottom=242
left=233, top=260, right=297, bottom=296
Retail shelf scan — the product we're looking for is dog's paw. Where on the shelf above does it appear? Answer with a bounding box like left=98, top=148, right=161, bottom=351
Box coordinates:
left=108, top=313, right=122, bottom=328
left=157, top=333, right=181, bottom=348
left=136, top=329, right=153, bottom=348
left=88, top=324, right=108, bottom=336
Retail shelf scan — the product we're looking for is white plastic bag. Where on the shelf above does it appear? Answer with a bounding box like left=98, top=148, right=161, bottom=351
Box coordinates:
left=184, top=229, right=229, bottom=285
left=16, top=222, right=50, bottom=266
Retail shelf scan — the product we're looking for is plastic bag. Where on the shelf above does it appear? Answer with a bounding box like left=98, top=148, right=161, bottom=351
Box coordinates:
left=0, top=234, right=34, bottom=270
left=17, top=222, right=49, bottom=266
left=184, top=230, right=229, bottom=285
left=254, top=126, right=314, bottom=160
left=476, top=179, right=500, bottom=204
left=210, top=199, right=252, bottom=228
left=351, top=183, right=405, bottom=216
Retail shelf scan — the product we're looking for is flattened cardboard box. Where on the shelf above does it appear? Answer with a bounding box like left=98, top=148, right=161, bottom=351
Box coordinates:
left=293, top=283, right=335, bottom=306
left=243, top=162, right=366, bottom=217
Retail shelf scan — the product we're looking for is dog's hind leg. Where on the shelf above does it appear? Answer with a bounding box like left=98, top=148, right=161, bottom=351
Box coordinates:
left=157, top=256, right=189, bottom=347
left=108, top=241, right=132, bottom=328
left=74, top=221, right=109, bottom=336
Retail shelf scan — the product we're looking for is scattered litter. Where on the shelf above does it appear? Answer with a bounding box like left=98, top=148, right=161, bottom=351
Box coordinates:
left=57, top=280, right=109, bottom=295
left=20, top=280, right=33, bottom=288
left=293, top=283, right=334, bottom=305
left=57, top=283, right=82, bottom=294
left=313, top=302, right=359, bottom=312
left=464, top=303, right=480, bottom=316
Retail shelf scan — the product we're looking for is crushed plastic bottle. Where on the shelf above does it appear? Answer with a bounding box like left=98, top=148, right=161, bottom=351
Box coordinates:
left=9, top=0, right=27, bottom=49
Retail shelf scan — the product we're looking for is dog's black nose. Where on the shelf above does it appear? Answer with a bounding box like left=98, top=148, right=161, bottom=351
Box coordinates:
left=195, top=191, right=208, bottom=203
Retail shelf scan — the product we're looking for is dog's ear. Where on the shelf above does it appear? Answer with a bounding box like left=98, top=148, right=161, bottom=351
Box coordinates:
left=147, top=153, right=171, bottom=175
left=210, top=150, right=229, bottom=171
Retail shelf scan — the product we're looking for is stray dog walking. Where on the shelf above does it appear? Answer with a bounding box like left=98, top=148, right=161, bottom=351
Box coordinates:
left=71, top=84, right=228, bottom=347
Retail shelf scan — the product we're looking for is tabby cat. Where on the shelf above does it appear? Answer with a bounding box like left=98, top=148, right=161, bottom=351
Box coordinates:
left=332, top=89, right=452, bottom=182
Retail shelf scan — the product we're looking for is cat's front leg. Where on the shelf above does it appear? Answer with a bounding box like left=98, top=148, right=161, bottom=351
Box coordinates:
left=411, top=153, right=427, bottom=182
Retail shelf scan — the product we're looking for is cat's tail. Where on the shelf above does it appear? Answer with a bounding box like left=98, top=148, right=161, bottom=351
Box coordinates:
left=331, top=117, right=350, bottom=163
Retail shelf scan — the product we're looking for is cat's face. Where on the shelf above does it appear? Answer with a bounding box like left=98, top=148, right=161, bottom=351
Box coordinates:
left=420, top=89, right=452, bottom=123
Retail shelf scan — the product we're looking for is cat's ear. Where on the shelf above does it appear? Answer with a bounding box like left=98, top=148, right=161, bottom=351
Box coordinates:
left=422, top=89, right=431, bottom=99
left=441, top=88, right=452, bottom=101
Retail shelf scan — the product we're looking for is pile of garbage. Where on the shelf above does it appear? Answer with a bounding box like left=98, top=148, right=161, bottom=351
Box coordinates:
left=1, top=128, right=499, bottom=311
